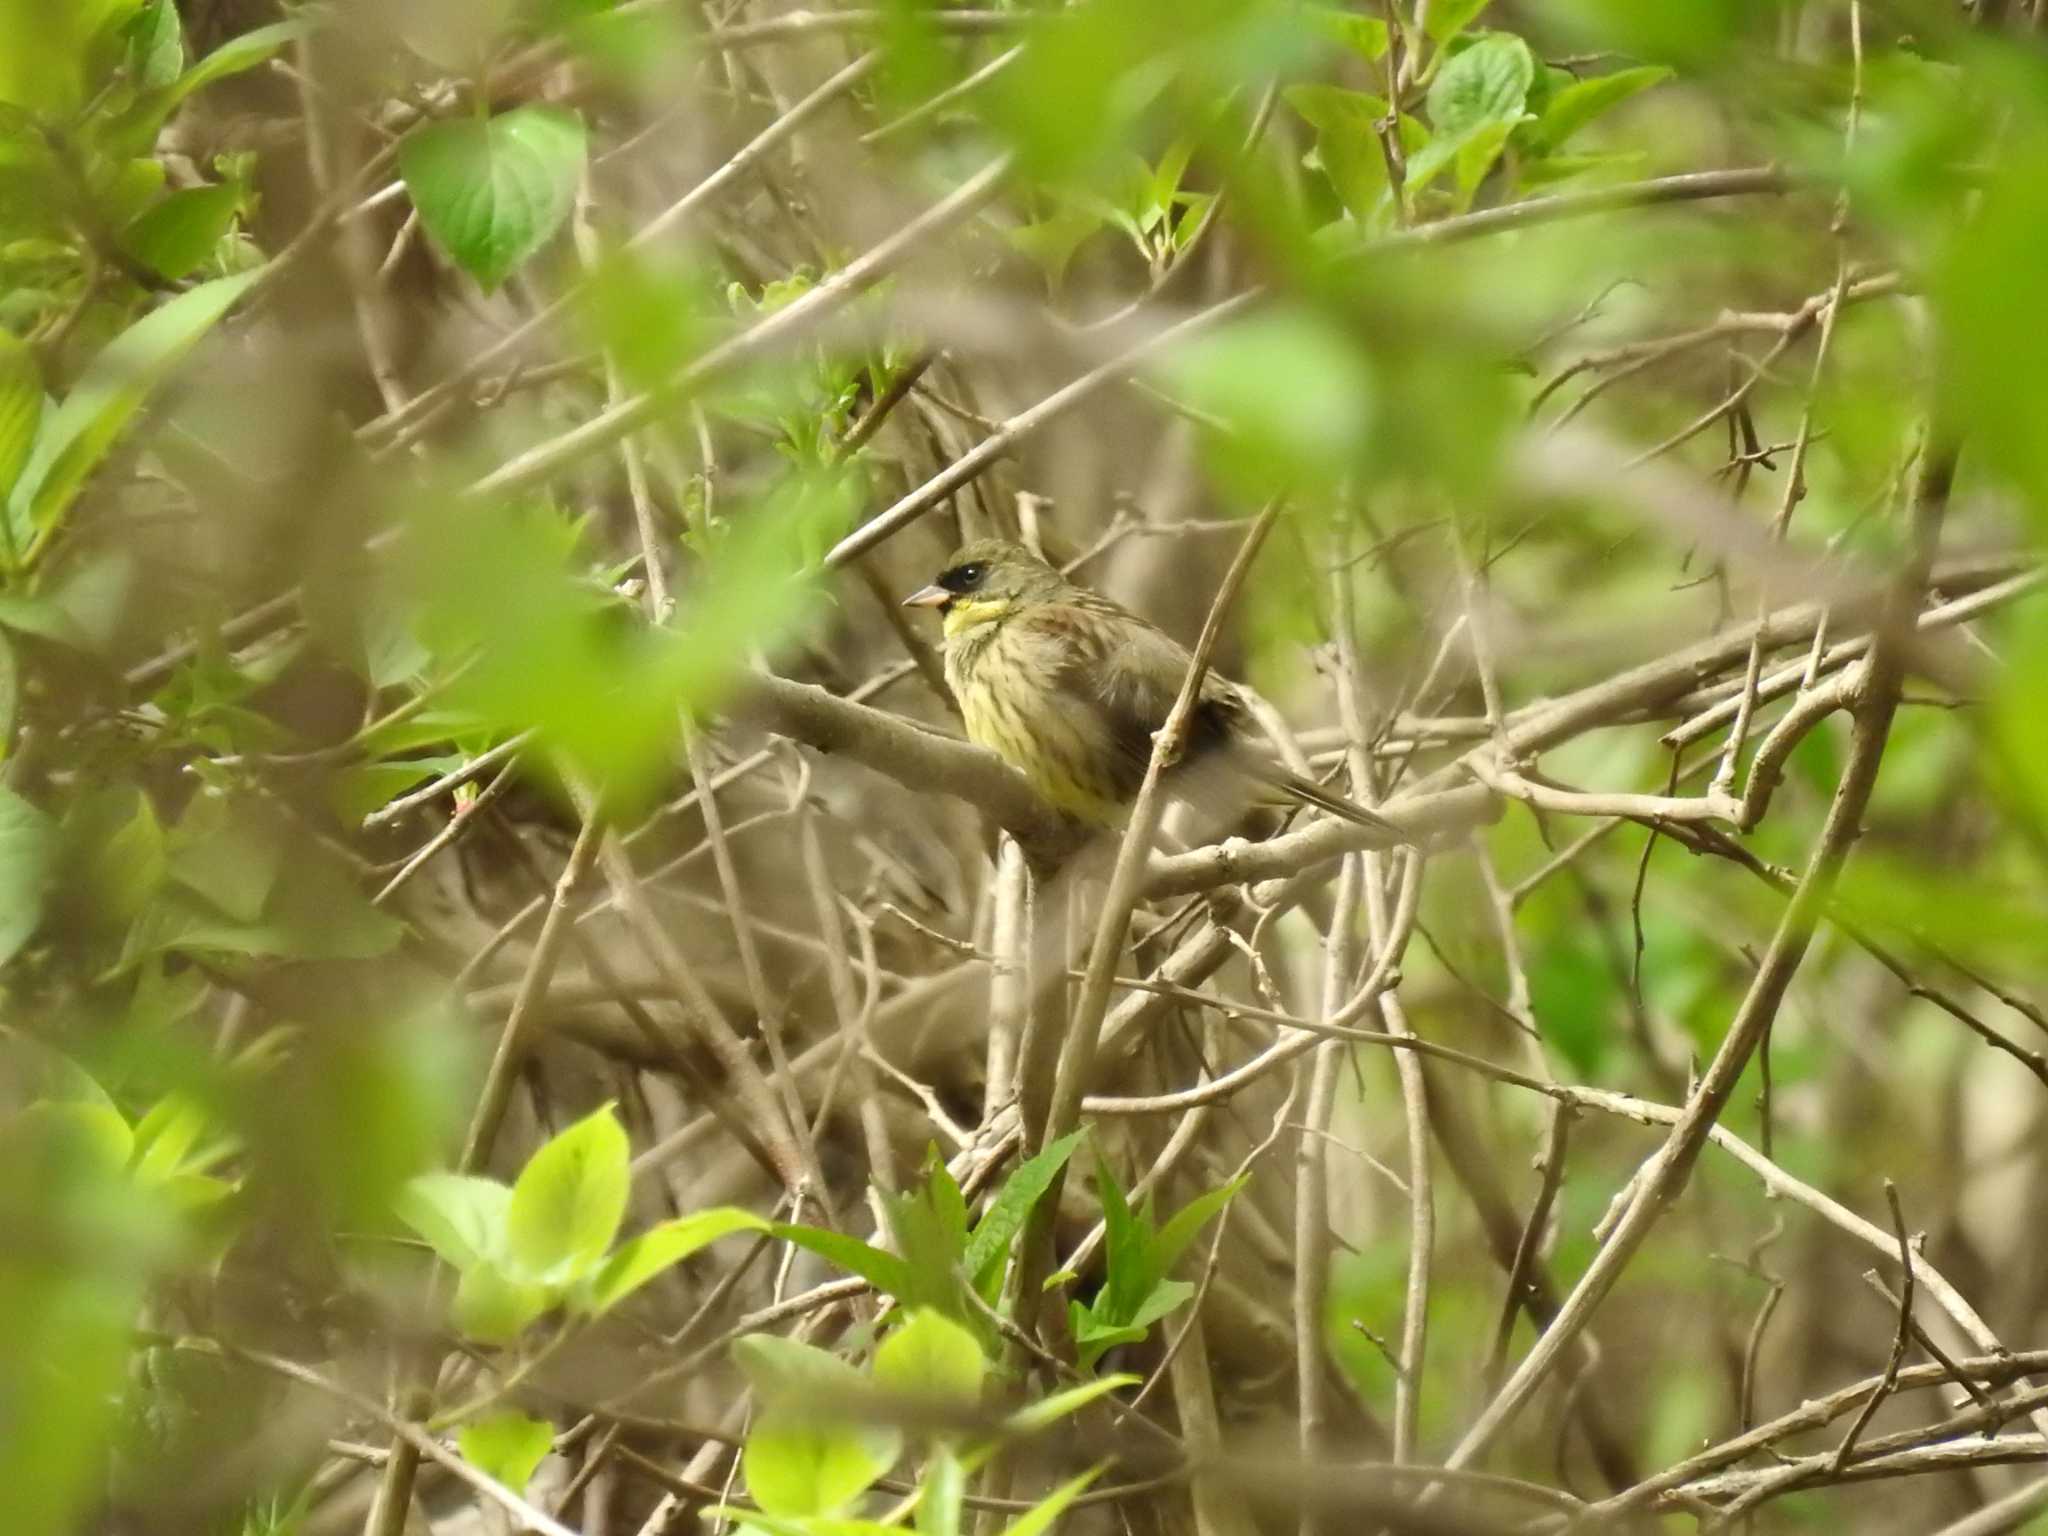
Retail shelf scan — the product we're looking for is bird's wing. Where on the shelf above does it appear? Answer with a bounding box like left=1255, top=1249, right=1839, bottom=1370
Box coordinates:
left=1022, top=599, right=1238, bottom=797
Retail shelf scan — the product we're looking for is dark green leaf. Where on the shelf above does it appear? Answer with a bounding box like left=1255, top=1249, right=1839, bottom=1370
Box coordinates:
left=0, top=329, right=42, bottom=506
left=169, top=18, right=306, bottom=101
left=9, top=270, right=260, bottom=557
left=964, top=1128, right=1084, bottom=1292
left=1092, top=1155, right=1149, bottom=1324
left=773, top=1221, right=916, bottom=1301
left=399, top=106, right=587, bottom=292
left=1529, top=65, right=1671, bottom=155
left=125, top=0, right=184, bottom=89
left=1425, top=32, right=1534, bottom=143
left=0, top=785, right=55, bottom=963
left=168, top=793, right=285, bottom=925
left=120, top=183, right=240, bottom=280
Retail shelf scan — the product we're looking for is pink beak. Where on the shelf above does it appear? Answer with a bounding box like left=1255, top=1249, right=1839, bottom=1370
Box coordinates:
left=901, top=584, right=950, bottom=609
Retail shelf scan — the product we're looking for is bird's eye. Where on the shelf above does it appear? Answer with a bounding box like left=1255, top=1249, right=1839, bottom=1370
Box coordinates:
left=959, top=563, right=985, bottom=585
left=942, top=562, right=985, bottom=593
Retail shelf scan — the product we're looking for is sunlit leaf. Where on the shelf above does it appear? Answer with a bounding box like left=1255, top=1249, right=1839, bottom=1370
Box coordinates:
left=1425, top=0, right=1493, bottom=45
left=505, top=1102, right=629, bottom=1284
left=873, top=1309, right=985, bottom=1406
left=458, top=1410, right=554, bottom=1495
left=395, top=1172, right=512, bottom=1271
left=1001, top=1375, right=1140, bottom=1436
left=452, top=1257, right=551, bottom=1344
left=0, top=0, right=139, bottom=115
left=1150, top=307, right=1376, bottom=494
left=773, top=1220, right=916, bottom=1301
left=579, top=1206, right=767, bottom=1313
left=744, top=1407, right=900, bottom=1519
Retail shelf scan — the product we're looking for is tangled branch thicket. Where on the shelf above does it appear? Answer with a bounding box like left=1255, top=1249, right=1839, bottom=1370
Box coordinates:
left=8, top=2, right=2048, bottom=1534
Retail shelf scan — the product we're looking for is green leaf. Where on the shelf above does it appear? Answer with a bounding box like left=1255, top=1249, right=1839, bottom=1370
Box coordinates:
left=733, top=1333, right=901, bottom=1514
left=925, top=1148, right=969, bottom=1253
left=1309, top=7, right=1388, bottom=61
left=1155, top=1179, right=1245, bottom=1277
left=0, top=785, right=55, bottom=963
left=9, top=269, right=261, bottom=558
left=578, top=1206, right=767, bottom=1313
left=919, top=1445, right=964, bottom=1536
left=399, top=106, right=587, bottom=292
left=175, top=19, right=307, bottom=98
left=1425, top=32, right=1534, bottom=143
left=1453, top=116, right=1518, bottom=207
left=1001, top=1375, right=1140, bottom=1436
left=1071, top=1306, right=1146, bottom=1370
left=734, top=1333, right=873, bottom=1401
left=963, top=1128, right=1084, bottom=1292
left=458, top=1411, right=554, bottom=1495
left=0, top=329, right=41, bottom=505
left=394, top=1172, right=512, bottom=1271
left=1529, top=65, right=1671, bottom=155
left=121, top=183, right=241, bottom=280
left=167, top=793, right=285, bottom=924
left=1425, top=0, right=1492, bottom=44
left=873, top=1309, right=985, bottom=1406
left=744, top=1407, right=900, bottom=1519
left=1125, top=1277, right=1195, bottom=1333
left=0, top=0, right=139, bottom=115
left=126, top=0, right=184, bottom=89
left=505, top=1103, right=629, bottom=1284
left=1091, top=1157, right=1153, bottom=1325
left=1150, top=308, right=1376, bottom=494
left=0, top=628, right=18, bottom=746
left=997, top=1465, right=1105, bottom=1536
left=1285, top=84, right=1394, bottom=222
left=70, top=786, right=165, bottom=927
left=1938, top=137, right=2048, bottom=522
left=98, top=17, right=307, bottom=156
left=14, top=1099, right=135, bottom=1171
left=773, top=1221, right=916, bottom=1302
left=131, top=1092, right=227, bottom=1183
left=452, top=1257, right=551, bottom=1344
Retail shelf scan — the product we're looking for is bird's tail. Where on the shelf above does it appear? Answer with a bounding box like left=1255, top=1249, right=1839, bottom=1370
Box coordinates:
left=1239, top=758, right=1401, bottom=836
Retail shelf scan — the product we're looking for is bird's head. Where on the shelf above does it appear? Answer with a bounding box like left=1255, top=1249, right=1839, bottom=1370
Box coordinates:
left=902, top=539, right=1066, bottom=636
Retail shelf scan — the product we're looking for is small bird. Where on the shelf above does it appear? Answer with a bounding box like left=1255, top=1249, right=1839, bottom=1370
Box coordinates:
left=902, top=539, right=1395, bottom=834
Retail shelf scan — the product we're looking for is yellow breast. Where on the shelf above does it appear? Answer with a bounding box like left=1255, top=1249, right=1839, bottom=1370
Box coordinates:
left=948, top=616, right=1126, bottom=826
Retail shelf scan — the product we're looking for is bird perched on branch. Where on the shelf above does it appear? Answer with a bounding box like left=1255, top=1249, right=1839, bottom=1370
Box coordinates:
left=903, top=539, right=1395, bottom=835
